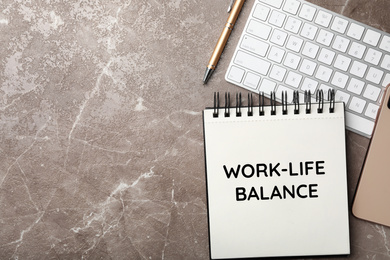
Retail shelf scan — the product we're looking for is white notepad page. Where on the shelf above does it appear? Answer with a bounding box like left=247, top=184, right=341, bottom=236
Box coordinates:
left=203, top=103, right=350, bottom=259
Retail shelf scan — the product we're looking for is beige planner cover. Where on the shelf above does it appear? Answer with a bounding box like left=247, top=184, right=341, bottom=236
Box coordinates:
left=353, top=85, right=390, bottom=227
left=203, top=102, right=350, bottom=259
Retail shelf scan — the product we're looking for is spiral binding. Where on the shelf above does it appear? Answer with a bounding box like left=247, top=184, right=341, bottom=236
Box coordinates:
left=213, top=92, right=219, bottom=118
left=225, top=92, right=230, bottom=117
left=304, top=90, right=311, bottom=114
left=293, top=91, right=299, bottom=115
left=236, top=92, right=242, bottom=117
left=259, top=92, right=265, bottom=116
left=270, top=91, right=276, bottom=116
left=212, top=90, right=336, bottom=118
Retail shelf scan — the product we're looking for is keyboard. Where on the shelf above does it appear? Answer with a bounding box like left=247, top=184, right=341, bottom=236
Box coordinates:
left=225, top=0, right=390, bottom=138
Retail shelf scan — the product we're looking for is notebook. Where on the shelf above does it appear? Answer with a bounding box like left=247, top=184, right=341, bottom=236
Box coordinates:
left=352, top=85, right=390, bottom=227
left=203, top=91, right=350, bottom=259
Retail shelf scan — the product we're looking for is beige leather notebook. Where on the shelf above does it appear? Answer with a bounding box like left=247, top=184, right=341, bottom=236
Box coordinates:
left=353, top=85, right=390, bottom=227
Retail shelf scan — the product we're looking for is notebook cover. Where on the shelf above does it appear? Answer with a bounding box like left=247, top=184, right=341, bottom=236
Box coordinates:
left=203, top=103, right=350, bottom=259
left=352, top=85, right=390, bottom=227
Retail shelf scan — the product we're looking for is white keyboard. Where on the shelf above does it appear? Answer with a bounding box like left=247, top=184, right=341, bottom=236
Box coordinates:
left=225, top=0, right=390, bottom=138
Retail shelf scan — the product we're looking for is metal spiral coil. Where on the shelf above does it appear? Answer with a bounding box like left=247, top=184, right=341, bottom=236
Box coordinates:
left=212, top=89, right=336, bottom=118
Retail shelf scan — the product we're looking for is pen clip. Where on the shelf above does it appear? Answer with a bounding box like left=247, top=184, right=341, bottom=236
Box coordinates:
left=227, top=0, right=235, bottom=13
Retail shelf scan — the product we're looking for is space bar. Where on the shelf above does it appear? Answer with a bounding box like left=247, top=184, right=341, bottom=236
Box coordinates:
left=234, top=51, right=271, bottom=76
left=345, top=111, right=375, bottom=137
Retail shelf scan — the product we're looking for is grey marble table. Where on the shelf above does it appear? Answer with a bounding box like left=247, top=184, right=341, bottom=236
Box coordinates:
left=1, top=0, right=389, bottom=259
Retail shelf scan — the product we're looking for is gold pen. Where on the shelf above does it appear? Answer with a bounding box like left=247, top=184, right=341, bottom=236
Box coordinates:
left=203, top=0, right=246, bottom=84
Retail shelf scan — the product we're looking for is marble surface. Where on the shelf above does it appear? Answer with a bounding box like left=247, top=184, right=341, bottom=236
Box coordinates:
left=1, top=0, right=390, bottom=259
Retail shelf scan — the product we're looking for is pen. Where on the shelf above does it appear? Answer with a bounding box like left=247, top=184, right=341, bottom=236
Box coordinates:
left=203, top=0, right=246, bottom=84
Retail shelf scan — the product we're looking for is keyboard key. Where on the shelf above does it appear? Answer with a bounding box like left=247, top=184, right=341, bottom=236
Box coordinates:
left=283, top=0, right=300, bottom=15
left=269, top=10, right=286, bottom=27
left=363, top=84, right=381, bottom=102
left=259, top=79, right=277, bottom=94
left=331, top=17, right=348, bottom=34
left=332, top=35, right=350, bottom=53
left=334, top=54, right=351, bottom=71
left=268, top=46, right=285, bottom=63
left=380, top=54, right=390, bottom=71
left=347, top=23, right=365, bottom=40
left=302, top=42, right=319, bottom=59
left=269, top=65, right=287, bottom=81
left=299, top=59, right=317, bottom=76
left=240, top=35, right=269, bottom=57
left=350, top=61, right=367, bottom=78
left=253, top=4, right=270, bottom=21
left=366, top=67, right=384, bottom=84
left=379, top=35, right=390, bottom=52
left=365, top=103, right=379, bottom=119
left=349, top=96, right=366, bottom=114
left=315, top=65, right=333, bottom=82
left=318, top=48, right=335, bottom=65
left=286, top=35, right=303, bottom=52
left=348, top=42, right=366, bottom=59
left=284, top=52, right=301, bottom=69
left=345, top=111, right=375, bottom=136
left=335, top=90, right=351, bottom=104
left=234, top=51, right=271, bottom=75
left=227, top=66, right=245, bottom=83
left=247, top=20, right=272, bottom=40
left=364, top=48, right=383, bottom=65
left=301, top=78, right=318, bottom=93
left=299, top=4, right=317, bottom=21
left=285, top=71, right=302, bottom=88
left=331, top=71, right=349, bottom=89
left=347, top=78, right=365, bottom=95
left=315, top=10, right=332, bottom=27
left=270, top=29, right=288, bottom=46
left=285, top=16, right=302, bottom=34
left=259, top=0, right=283, bottom=9
left=244, top=72, right=261, bottom=90
left=316, top=29, right=334, bottom=46
left=363, top=29, right=381, bottom=46
left=300, top=23, right=318, bottom=40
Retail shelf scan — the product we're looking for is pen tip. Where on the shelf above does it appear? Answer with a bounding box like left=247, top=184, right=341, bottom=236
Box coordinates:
left=227, top=0, right=234, bottom=13
left=203, top=68, right=214, bottom=85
